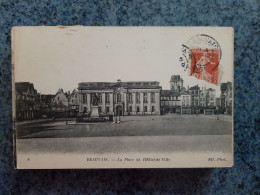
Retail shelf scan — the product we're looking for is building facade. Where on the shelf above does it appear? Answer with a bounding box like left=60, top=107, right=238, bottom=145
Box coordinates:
left=78, top=80, right=161, bottom=116
left=180, top=85, right=216, bottom=115
left=36, top=94, right=54, bottom=118
left=68, top=89, right=79, bottom=116
left=160, top=90, right=181, bottom=114
left=51, top=88, right=69, bottom=117
left=170, top=75, right=184, bottom=92
left=206, top=88, right=216, bottom=107
left=189, top=85, right=200, bottom=107
left=180, top=93, right=192, bottom=114
left=15, top=82, right=38, bottom=121
left=220, top=82, right=232, bottom=114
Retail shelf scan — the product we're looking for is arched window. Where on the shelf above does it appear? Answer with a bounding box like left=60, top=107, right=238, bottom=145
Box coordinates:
left=98, top=93, right=102, bottom=103
left=151, top=92, right=155, bottom=103
left=136, top=93, right=140, bottom=103
left=117, top=93, right=121, bottom=103
left=105, top=93, right=110, bottom=103
left=128, top=93, right=133, bottom=103
left=143, top=93, right=148, bottom=103
left=83, top=94, right=87, bottom=104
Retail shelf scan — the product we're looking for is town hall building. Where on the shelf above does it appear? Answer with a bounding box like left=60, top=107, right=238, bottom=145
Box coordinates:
left=78, top=80, right=162, bottom=116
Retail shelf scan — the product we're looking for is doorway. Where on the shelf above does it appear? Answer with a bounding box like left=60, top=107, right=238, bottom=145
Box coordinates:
left=116, top=105, right=123, bottom=116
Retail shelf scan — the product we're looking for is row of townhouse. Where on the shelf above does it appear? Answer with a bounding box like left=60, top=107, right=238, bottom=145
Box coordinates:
left=15, top=82, right=79, bottom=121
left=161, top=75, right=218, bottom=115
left=15, top=78, right=232, bottom=120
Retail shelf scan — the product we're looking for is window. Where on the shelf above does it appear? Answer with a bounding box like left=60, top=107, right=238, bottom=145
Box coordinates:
left=106, top=106, right=109, bottom=113
left=151, top=93, right=155, bottom=103
left=152, top=106, right=155, bottom=112
left=83, top=107, right=87, bottom=113
left=136, top=93, right=140, bottom=103
left=117, top=93, right=121, bottom=103
left=98, top=107, right=102, bottom=113
left=98, top=93, right=102, bottom=103
left=105, top=93, right=110, bottom=103
left=129, top=106, right=132, bottom=112
left=136, top=106, right=140, bottom=112
left=83, top=94, right=87, bottom=104
left=143, top=93, right=148, bottom=103
left=144, top=106, right=147, bottom=112
left=128, top=93, right=133, bottom=103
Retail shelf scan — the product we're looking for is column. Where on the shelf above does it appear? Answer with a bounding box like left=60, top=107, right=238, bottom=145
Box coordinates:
left=155, top=92, right=160, bottom=114
left=79, top=93, right=83, bottom=112
left=147, top=92, right=151, bottom=113
left=140, top=92, right=144, bottom=112
left=132, top=92, right=136, bottom=113
left=109, top=93, right=113, bottom=114
left=124, top=92, right=127, bottom=113
left=87, top=93, right=91, bottom=112
left=102, top=93, right=106, bottom=113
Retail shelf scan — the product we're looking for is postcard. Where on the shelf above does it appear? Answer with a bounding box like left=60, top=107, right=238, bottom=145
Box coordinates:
left=12, top=26, right=233, bottom=168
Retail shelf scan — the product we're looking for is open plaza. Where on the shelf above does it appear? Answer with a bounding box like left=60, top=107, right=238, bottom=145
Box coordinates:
left=16, top=114, right=233, bottom=168
left=17, top=114, right=232, bottom=139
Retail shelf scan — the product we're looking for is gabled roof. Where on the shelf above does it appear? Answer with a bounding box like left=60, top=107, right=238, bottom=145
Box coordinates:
left=15, top=82, right=37, bottom=94
left=71, top=89, right=78, bottom=95
left=55, top=88, right=64, bottom=96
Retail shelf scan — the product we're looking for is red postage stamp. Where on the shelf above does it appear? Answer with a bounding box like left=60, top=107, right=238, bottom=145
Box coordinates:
left=190, top=48, right=220, bottom=85
left=180, top=34, right=222, bottom=85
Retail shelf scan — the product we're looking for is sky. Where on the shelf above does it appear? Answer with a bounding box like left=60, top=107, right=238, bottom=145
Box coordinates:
left=13, top=26, right=233, bottom=96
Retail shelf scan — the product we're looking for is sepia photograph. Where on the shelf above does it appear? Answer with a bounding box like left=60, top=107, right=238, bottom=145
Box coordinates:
left=12, top=26, right=233, bottom=168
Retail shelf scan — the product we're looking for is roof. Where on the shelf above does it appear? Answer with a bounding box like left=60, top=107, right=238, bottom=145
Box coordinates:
left=71, top=89, right=78, bottom=95
left=206, top=88, right=215, bottom=92
left=78, top=81, right=161, bottom=90
left=221, top=82, right=232, bottom=92
left=55, top=88, right=64, bottom=96
left=15, top=82, right=37, bottom=94
left=161, top=90, right=180, bottom=96
left=189, top=85, right=200, bottom=90
left=170, top=75, right=183, bottom=82
left=37, top=94, right=55, bottom=102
